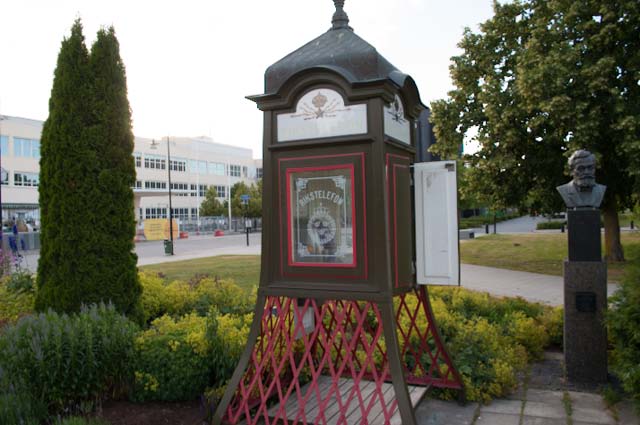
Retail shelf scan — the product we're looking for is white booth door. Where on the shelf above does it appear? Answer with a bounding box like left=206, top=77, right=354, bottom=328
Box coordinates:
left=414, top=161, right=460, bottom=286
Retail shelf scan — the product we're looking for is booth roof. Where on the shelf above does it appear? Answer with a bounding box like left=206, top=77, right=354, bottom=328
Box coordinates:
left=264, top=21, right=408, bottom=94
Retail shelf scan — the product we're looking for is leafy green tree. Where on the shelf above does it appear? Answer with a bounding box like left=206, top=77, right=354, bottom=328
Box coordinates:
left=86, top=26, right=141, bottom=317
left=36, top=20, right=97, bottom=312
left=230, top=181, right=262, bottom=217
left=431, top=0, right=640, bottom=261
left=200, top=187, right=226, bottom=216
left=36, top=21, right=141, bottom=316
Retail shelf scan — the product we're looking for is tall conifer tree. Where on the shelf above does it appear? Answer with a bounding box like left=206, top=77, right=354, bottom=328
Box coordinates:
left=87, top=27, right=141, bottom=316
left=36, top=21, right=141, bottom=316
left=36, top=20, right=97, bottom=312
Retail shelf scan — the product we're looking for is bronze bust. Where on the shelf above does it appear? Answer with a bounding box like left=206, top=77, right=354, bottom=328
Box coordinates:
left=556, top=149, right=606, bottom=208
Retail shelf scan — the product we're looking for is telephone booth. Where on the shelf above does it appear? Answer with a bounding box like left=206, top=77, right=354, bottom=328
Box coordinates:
left=213, top=2, right=463, bottom=424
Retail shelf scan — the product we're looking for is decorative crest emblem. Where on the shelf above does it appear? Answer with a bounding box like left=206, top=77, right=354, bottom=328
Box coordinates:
left=292, top=89, right=350, bottom=120
left=307, top=204, right=337, bottom=246
left=387, top=95, right=406, bottom=124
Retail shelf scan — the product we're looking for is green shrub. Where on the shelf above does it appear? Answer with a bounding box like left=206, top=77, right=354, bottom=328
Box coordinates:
left=207, top=308, right=252, bottom=385
left=132, top=313, right=211, bottom=401
left=0, top=303, right=138, bottom=418
left=536, top=221, right=566, bottom=230
left=607, top=253, right=640, bottom=411
left=0, top=365, right=46, bottom=425
left=422, top=288, right=555, bottom=401
left=540, top=306, right=563, bottom=348
left=0, top=278, right=35, bottom=327
left=139, top=272, right=253, bottom=323
left=55, top=416, right=110, bottom=425
left=132, top=307, right=252, bottom=402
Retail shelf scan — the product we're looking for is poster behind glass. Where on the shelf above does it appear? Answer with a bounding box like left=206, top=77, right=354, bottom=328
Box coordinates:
left=288, top=167, right=354, bottom=266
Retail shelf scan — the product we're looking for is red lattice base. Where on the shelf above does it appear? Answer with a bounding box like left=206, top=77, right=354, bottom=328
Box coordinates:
left=216, top=287, right=462, bottom=425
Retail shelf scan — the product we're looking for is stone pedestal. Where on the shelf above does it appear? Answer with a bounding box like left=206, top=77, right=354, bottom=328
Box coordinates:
left=563, top=260, right=608, bottom=383
left=567, top=209, right=601, bottom=261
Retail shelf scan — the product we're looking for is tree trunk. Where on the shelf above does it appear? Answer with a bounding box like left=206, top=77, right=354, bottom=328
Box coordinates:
left=602, top=199, right=624, bottom=262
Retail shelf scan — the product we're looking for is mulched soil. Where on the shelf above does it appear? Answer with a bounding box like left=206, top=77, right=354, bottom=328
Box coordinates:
left=94, top=400, right=206, bottom=425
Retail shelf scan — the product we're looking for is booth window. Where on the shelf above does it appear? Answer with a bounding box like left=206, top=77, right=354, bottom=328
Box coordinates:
left=286, top=165, right=355, bottom=267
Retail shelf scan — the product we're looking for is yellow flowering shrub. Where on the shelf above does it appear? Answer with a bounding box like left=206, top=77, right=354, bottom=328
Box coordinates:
left=138, top=273, right=253, bottom=322
left=132, top=313, right=210, bottom=401
left=393, top=288, right=557, bottom=402
left=0, top=278, right=35, bottom=327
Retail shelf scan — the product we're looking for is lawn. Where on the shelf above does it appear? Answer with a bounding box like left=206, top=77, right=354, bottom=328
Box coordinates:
left=460, top=232, right=640, bottom=281
left=139, top=255, right=260, bottom=291
left=138, top=232, right=640, bottom=287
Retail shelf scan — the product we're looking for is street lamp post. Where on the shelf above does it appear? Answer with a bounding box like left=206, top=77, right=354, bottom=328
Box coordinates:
left=0, top=115, right=7, bottom=245
left=151, top=138, right=174, bottom=255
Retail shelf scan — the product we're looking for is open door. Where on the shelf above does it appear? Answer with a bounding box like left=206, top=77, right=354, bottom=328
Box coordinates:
left=414, top=161, right=460, bottom=286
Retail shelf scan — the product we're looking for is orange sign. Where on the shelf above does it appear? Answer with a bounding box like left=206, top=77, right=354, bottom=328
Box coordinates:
left=143, top=219, right=179, bottom=241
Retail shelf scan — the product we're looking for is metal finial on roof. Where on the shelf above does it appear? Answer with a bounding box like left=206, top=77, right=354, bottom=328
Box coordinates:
left=331, top=0, right=352, bottom=30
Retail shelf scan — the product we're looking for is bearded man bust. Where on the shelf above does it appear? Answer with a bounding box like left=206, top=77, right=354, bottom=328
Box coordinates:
left=556, top=149, right=606, bottom=209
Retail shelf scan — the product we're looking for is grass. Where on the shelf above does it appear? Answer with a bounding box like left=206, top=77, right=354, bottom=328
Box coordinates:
left=140, top=255, right=260, bottom=291
left=460, top=232, right=640, bottom=282
left=138, top=233, right=640, bottom=288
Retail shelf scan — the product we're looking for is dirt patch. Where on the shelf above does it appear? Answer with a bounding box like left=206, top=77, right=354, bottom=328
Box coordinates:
left=94, top=400, right=207, bottom=425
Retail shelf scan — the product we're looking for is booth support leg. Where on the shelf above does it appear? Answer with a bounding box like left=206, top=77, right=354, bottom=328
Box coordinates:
left=379, top=300, right=417, bottom=425
left=212, top=293, right=268, bottom=425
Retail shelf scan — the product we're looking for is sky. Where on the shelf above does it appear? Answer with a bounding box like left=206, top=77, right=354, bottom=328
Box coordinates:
left=0, top=0, right=496, bottom=158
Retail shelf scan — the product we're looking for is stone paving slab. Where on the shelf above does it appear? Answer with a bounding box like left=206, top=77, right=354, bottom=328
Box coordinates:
left=525, top=389, right=566, bottom=404
left=480, top=399, right=523, bottom=415
left=616, top=401, right=640, bottom=425
left=521, top=416, right=567, bottom=425
left=571, top=406, right=617, bottom=424
left=523, top=401, right=567, bottom=419
left=475, top=412, right=520, bottom=424
left=415, top=399, right=478, bottom=425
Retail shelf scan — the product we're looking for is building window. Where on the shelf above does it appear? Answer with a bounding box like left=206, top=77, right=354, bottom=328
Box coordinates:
left=171, top=208, right=189, bottom=221
left=145, top=207, right=167, bottom=219
left=133, top=180, right=142, bottom=189
left=14, top=172, right=39, bottom=187
left=144, top=181, right=166, bottom=190
left=229, top=164, right=241, bottom=177
left=213, top=185, right=227, bottom=198
left=170, top=159, right=186, bottom=172
left=1, top=170, right=8, bottom=185
left=208, top=162, right=225, bottom=176
left=198, top=184, right=208, bottom=197
left=191, top=208, right=198, bottom=219
left=190, top=184, right=197, bottom=197
left=0, top=135, right=7, bottom=157
left=170, top=182, right=189, bottom=191
left=256, top=168, right=263, bottom=179
left=14, top=138, right=40, bottom=159
left=242, top=166, right=248, bottom=177
left=134, top=153, right=142, bottom=168
left=144, top=154, right=166, bottom=169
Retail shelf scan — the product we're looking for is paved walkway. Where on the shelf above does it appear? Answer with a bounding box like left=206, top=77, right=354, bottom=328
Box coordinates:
left=416, top=352, right=639, bottom=424
left=461, top=264, right=620, bottom=306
